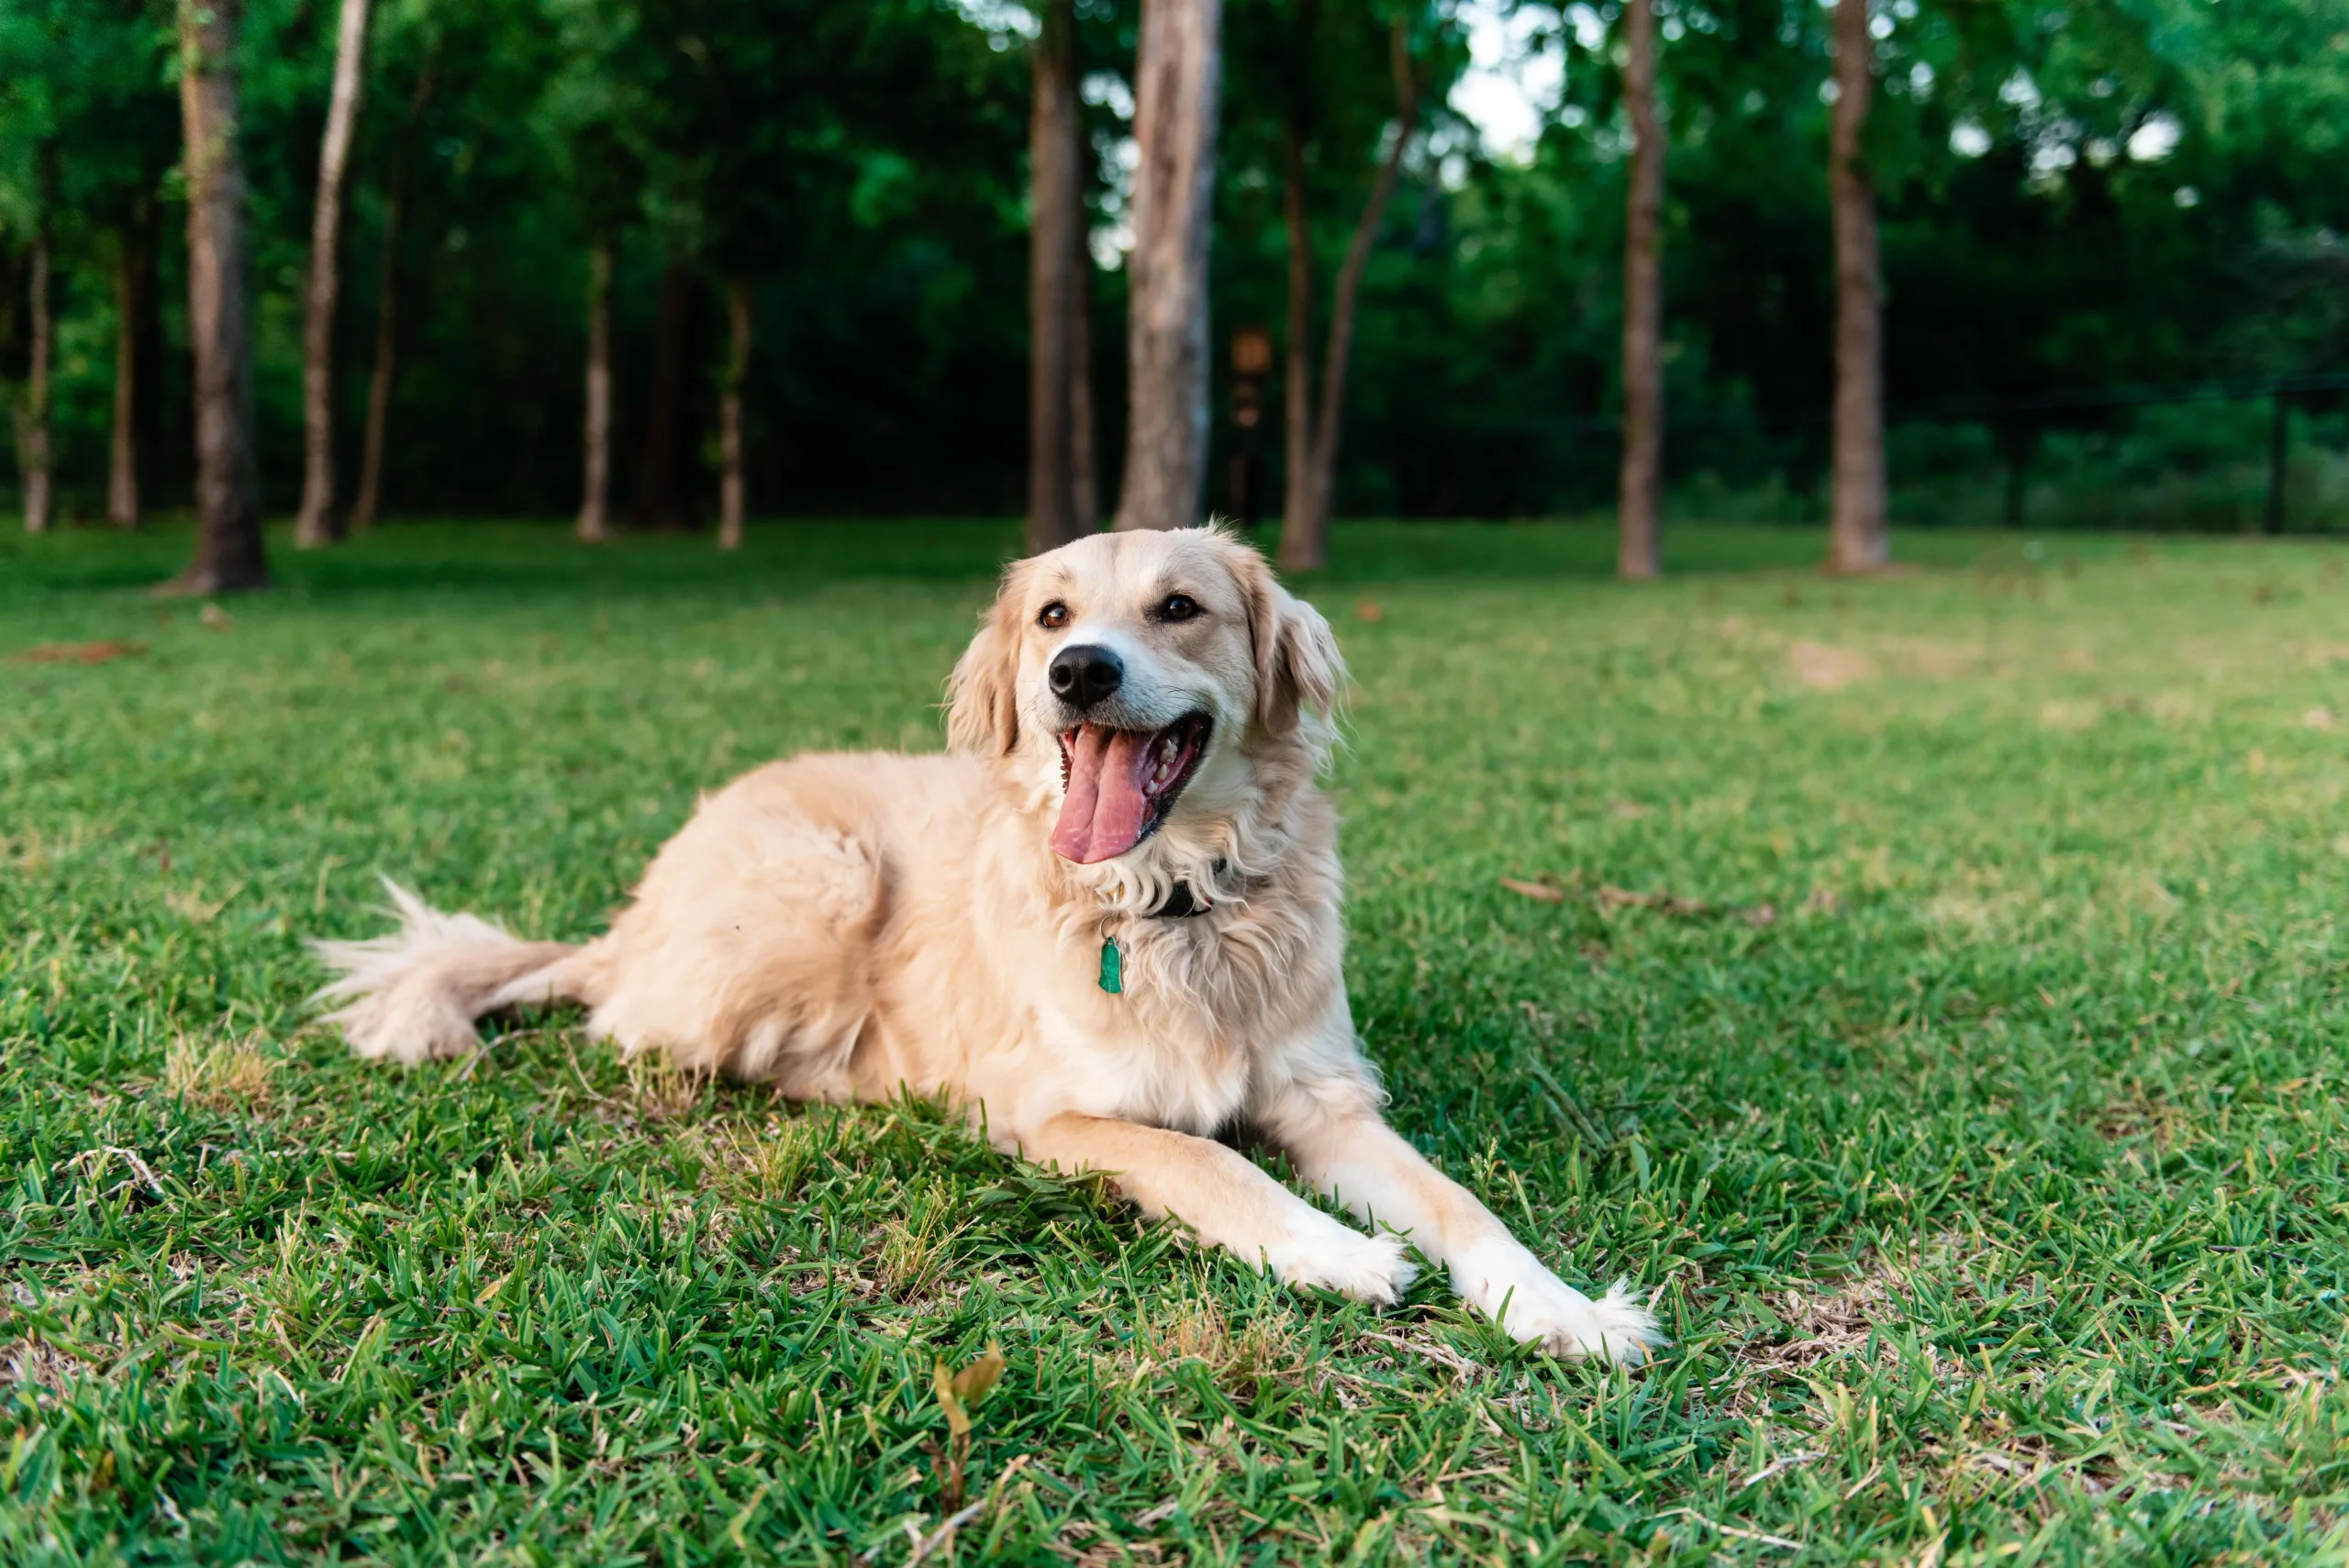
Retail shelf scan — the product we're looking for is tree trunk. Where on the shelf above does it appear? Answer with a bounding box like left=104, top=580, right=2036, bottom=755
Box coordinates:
left=633, top=252, right=695, bottom=531
left=718, top=278, right=750, bottom=550
left=1996, top=420, right=2034, bottom=529
left=168, top=0, right=268, bottom=595
left=576, top=237, right=614, bottom=542
left=1279, top=122, right=1313, bottom=555
left=1276, top=16, right=1417, bottom=573
left=1027, top=0, right=1084, bottom=554
left=107, top=220, right=152, bottom=528
left=2266, top=392, right=2289, bottom=536
left=349, top=181, right=402, bottom=530
left=350, top=49, right=435, bottom=532
left=132, top=200, right=165, bottom=514
left=17, top=195, right=53, bottom=537
left=294, top=0, right=373, bottom=548
left=1113, top=0, right=1223, bottom=533
left=1070, top=234, right=1097, bottom=530
left=1616, top=0, right=1664, bottom=581
left=1826, top=0, right=1887, bottom=574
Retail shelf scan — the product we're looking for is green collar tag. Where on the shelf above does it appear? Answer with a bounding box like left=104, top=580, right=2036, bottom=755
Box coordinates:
left=1098, top=936, right=1123, bottom=995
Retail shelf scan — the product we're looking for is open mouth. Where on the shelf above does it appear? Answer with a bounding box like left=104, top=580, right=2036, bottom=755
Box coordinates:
left=1052, top=713, right=1212, bottom=864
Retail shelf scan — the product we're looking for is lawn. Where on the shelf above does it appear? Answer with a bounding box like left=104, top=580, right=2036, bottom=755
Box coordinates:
left=2, top=518, right=2345, bottom=1565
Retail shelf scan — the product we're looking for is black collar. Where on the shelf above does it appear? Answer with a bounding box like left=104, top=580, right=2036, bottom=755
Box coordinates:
left=1148, top=882, right=1210, bottom=918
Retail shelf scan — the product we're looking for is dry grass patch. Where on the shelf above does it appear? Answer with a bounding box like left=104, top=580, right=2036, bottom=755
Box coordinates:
left=0, top=1337, right=92, bottom=1399
left=162, top=880, right=242, bottom=923
left=163, top=1033, right=281, bottom=1113
left=874, top=1206, right=964, bottom=1300
left=1886, top=637, right=1989, bottom=681
left=1788, top=640, right=1875, bottom=691
left=688, top=1114, right=818, bottom=1202
left=1108, top=1292, right=1305, bottom=1400
left=1736, top=1272, right=1902, bottom=1380
left=2039, top=699, right=2102, bottom=730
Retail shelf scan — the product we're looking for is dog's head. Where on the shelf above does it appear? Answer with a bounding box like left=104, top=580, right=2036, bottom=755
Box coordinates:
left=947, top=528, right=1344, bottom=880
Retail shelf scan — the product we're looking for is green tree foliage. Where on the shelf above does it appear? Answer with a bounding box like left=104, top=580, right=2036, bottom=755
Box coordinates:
left=1, top=0, right=2343, bottom=523
left=1264, top=0, right=2349, bottom=517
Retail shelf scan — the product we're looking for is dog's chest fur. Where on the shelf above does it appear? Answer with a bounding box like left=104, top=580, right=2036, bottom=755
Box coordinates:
left=863, top=862, right=1341, bottom=1141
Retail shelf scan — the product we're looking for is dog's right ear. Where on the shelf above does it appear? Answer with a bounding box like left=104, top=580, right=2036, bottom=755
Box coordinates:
left=946, top=564, right=1027, bottom=755
left=1237, top=549, right=1347, bottom=741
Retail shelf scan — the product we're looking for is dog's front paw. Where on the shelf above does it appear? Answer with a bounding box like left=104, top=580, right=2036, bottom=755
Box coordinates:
left=1262, top=1218, right=1418, bottom=1306
left=1453, top=1240, right=1663, bottom=1365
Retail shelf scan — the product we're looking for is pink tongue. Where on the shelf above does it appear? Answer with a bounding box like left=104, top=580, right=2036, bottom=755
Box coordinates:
left=1052, top=726, right=1154, bottom=863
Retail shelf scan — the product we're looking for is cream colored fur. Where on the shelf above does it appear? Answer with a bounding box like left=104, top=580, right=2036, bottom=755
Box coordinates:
left=311, top=528, right=1661, bottom=1363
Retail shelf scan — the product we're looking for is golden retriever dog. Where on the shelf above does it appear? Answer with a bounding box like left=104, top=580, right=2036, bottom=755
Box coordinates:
left=315, top=528, right=1659, bottom=1363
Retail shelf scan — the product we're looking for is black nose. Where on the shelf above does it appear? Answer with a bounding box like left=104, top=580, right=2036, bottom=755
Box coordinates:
left=1048, top=644, right=1124, bottom=709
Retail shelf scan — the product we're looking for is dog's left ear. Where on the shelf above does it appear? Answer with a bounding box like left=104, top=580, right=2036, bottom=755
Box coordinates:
left=1241, top=553, right=1347, bottom=740
left=946, top=565, right=1027, bottom=755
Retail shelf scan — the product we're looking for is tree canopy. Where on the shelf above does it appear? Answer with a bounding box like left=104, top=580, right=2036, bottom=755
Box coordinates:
left=2, top=0, right=2343, bottom=526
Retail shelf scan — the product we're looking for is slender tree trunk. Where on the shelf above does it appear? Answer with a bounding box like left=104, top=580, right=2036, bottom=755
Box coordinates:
left=1616, top=0, right=1664, bottom=581
left=1277, top=16, right=1417, bottom=573
left=132, top=204, right=163, bottom=508
left=2266, top=392, right=2289, bottom=536
left=718, top=278, right=750, bottom=550
left=107, top=223, right=152, bottom=528
left=350, top=183, right=401, bottom=530
left=1027, top=0, right=1083, bottom=554
left=294, top=0, right=372, bottom=548
left=633, top=252, right=695, bottom=531
left=17, top=195, right=53, bottom=536
left=1279, top=123, right=1313, bottom=551
left=169, top=0, right=267, bottom=594
left=1114, top=0, right=1223, bottom=533
left=1069, top=236, right=1097, bottom=530
left=1996, top=421, right=2034, bottom=529
left=350, top=49, right=434, bottom=532
left=1827, top=0, right=1887, bottom=574
left=576, top=237, right=614, bottom=542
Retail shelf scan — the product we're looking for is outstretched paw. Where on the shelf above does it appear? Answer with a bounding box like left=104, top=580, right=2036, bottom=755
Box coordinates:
left=1512, top=1279, right=1663, bottom=1365
left=1454, top=1240, right=1664, bottom=1365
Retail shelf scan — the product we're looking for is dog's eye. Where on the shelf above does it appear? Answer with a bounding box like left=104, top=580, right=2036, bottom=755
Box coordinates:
left=1038, top=601, right=1071, bottom=630
left=1157, top=594, right=1201, bottom=622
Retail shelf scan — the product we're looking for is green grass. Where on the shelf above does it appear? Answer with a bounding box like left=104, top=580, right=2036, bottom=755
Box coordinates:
left=3, top=518, right=2346, bottom=1565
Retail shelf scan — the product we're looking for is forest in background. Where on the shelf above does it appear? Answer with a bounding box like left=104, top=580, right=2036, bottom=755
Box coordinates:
left=2, top=0, right=2346, bottom=534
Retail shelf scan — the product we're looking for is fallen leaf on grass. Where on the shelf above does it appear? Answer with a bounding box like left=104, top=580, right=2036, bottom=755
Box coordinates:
left=199, top=603, right=233, bottom=630
left=1501, top=878, right=1564, bottom=903
left=1787, top=639, right=1872, bottom=690
left=2305, top=707, right=2337, bottom=731
left=1354, top=599, right=1385, bottom=624
left=8, top=639, right=145, bottom=666
left=1803, top=887, right=1844, bottom=916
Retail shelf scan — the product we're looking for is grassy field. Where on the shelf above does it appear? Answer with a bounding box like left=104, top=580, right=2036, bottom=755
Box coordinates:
left=2, top=518, right=2345, bottom=1565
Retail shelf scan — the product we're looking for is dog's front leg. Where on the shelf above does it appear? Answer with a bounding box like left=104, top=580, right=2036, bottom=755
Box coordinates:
left=1014, top=1112, right=1416, bottom=1305
left=1263, top=1088, right=1662, bottom=1364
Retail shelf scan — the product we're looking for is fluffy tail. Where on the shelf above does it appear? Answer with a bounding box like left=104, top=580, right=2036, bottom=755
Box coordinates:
left=310, top=879, right=586, bottom=1065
